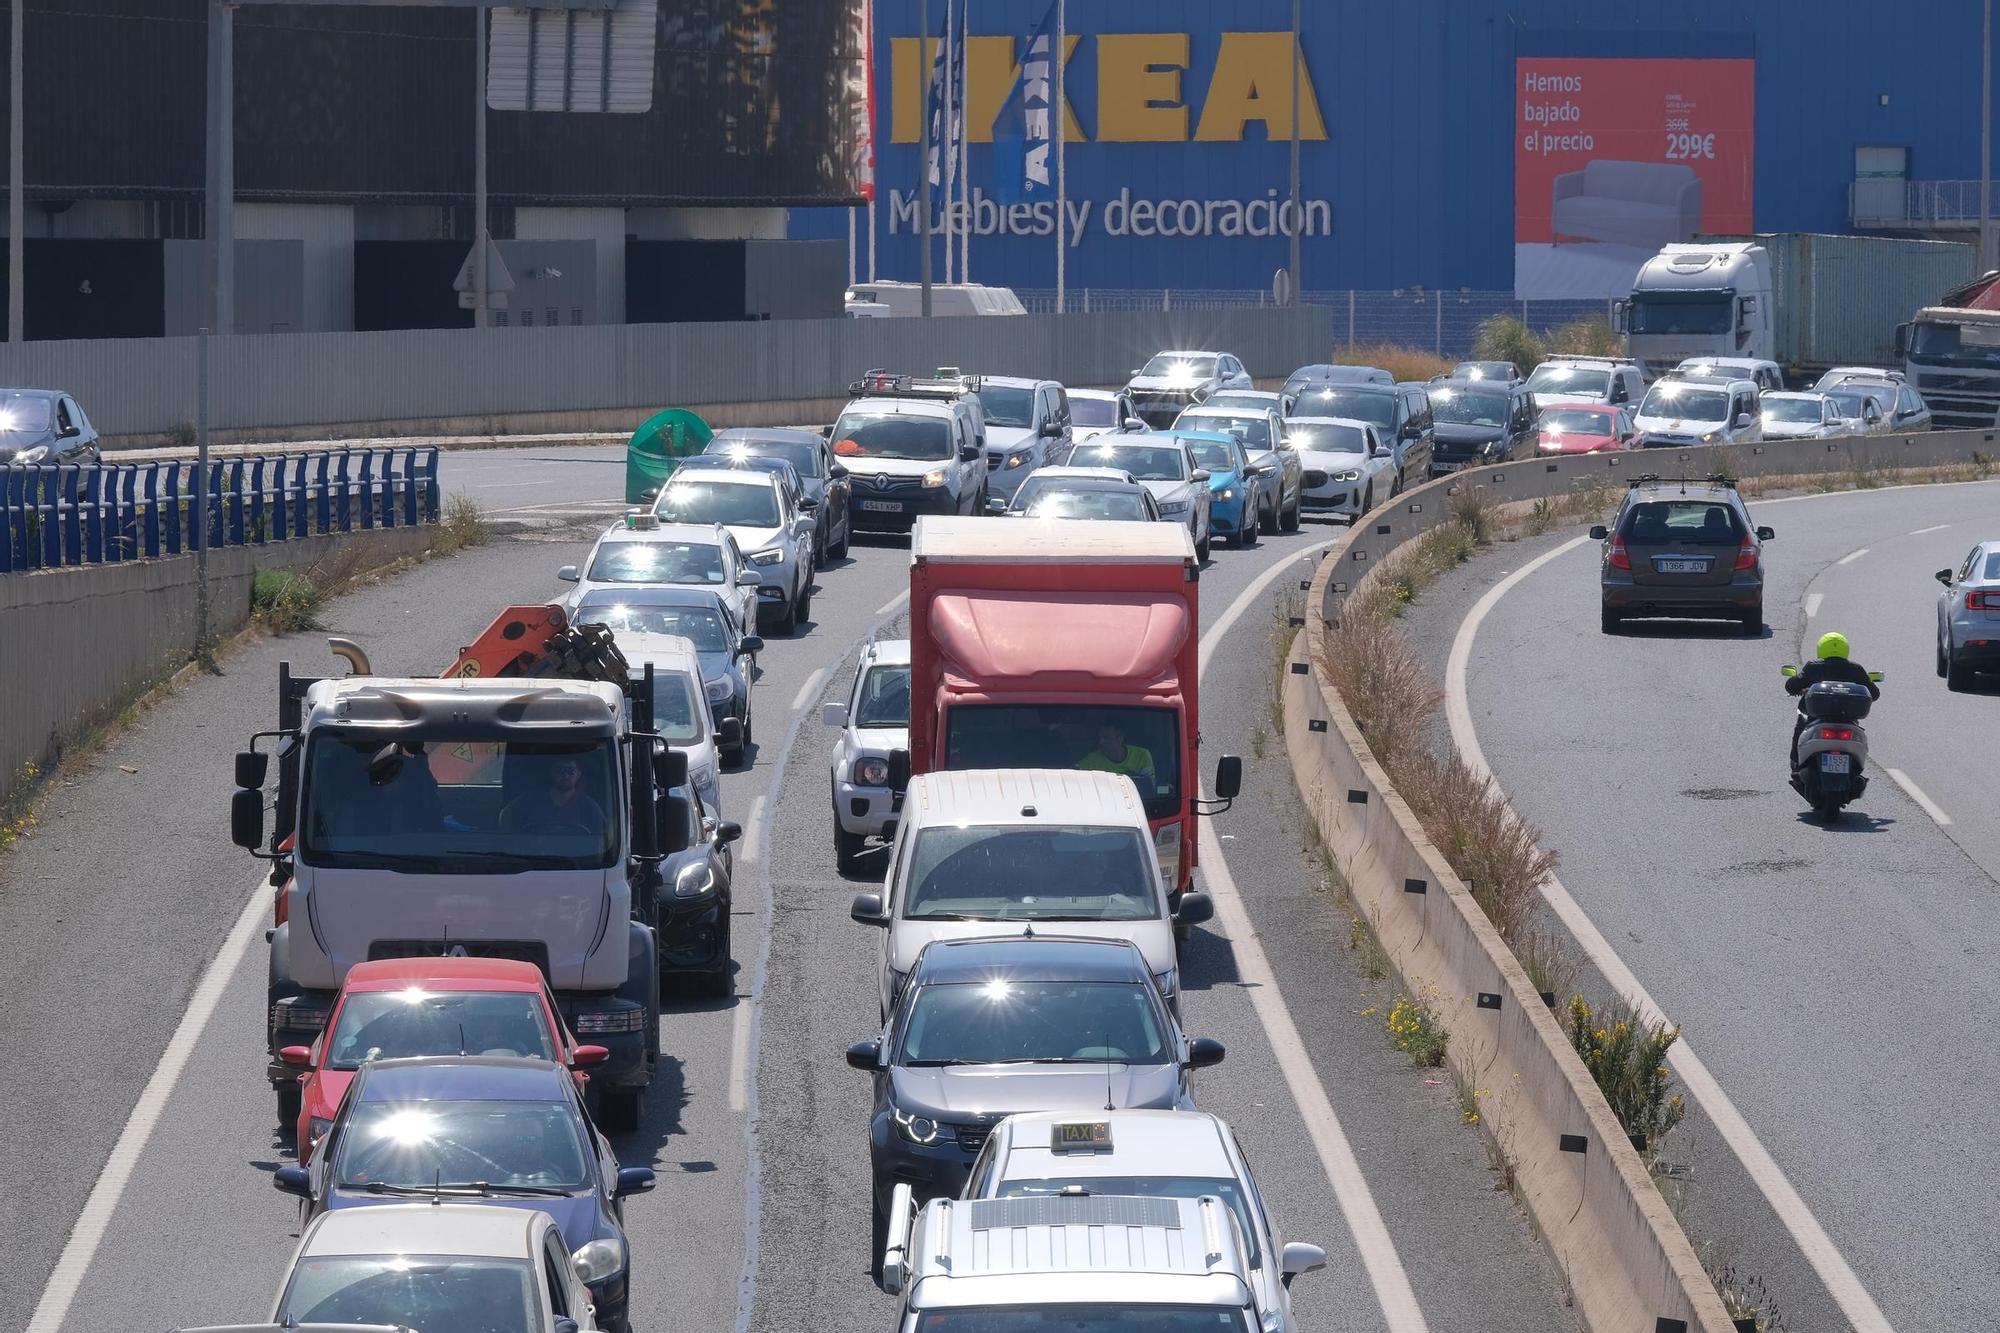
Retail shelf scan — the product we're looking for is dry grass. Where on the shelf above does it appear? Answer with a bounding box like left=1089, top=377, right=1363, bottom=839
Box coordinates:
left=430, top=492, right=491, bottom=555
left=1393, top=749, right=1558, bottom=944
left=1336, top=342, right=1454, bottom=384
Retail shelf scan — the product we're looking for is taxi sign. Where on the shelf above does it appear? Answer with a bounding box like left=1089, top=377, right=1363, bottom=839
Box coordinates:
left=1051, top=1120, right=1113, bottom=1151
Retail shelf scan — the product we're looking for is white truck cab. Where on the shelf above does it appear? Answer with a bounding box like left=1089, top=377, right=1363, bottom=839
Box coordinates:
left=1619, top=242, right=1774, bottom=380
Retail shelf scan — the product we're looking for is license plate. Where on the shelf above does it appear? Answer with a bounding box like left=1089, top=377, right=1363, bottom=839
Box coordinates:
left=859, top=499, right=902, bottom=513
left=1656, top=557, right=1708, bottom=574
left=1819, top=752, right=1852, bottom=774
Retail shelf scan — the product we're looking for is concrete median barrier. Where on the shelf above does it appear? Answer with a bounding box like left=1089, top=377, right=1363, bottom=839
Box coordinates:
left=1279, top=425, right=2000, bottom=1333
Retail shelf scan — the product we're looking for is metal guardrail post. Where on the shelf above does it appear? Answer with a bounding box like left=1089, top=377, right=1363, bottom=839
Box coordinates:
left=194, top=327, right=213, bottom=664
left=356, top=450, right=376, bottom=531
left=422, top=447, right=440, bottom=522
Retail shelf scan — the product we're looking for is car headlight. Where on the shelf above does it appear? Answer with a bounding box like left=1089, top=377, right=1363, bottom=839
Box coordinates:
left=1700, top=431, right=1722, bottom=443
left=853, top=755, right=891, bottom=786
left=674, top=859, right=717, bottom=898
left=1153, top=968, right=1180, bottom=1001
left=1332, top=469, right=1361, bottom=482
left=704, top=675, right=734, bottom=702
left=1002, top=449, right=1032, bottom=470
left=1159, top=501, right=1190, bottom=516
left=921, top=468, right=949, bottom=488
left=893, top=1107, right=943, bottom=1145
left=16, top=444, right=46, bottom=464
left=307, top=1117, right=334, bottom=1145
left=572, top=1237, right=626, bottom=1285
left=1153, top=821, right=1182, bottom=891
left=1215, top=487, right=1235, bottom=500
left=749, top=547, right=785, bottom=566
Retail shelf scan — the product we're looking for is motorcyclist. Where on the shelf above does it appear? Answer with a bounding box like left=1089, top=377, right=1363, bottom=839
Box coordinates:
left=1785, top=631, right=1879, bottom=760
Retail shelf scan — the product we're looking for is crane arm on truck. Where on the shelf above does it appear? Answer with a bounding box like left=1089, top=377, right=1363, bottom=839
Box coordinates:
left=443, top=604, right=629, bottom=683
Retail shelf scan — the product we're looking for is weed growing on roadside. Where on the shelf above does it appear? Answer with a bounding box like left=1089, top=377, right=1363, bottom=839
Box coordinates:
left=1515, top=931, right=1579, bottom=1004
left=1566, top=995, right=1686, bottom=1155
left=1386, top=985, right=1449, bottom=1067
left=1451, top=1064, right=1488, bottom=1125
left=1711, top=1263, right=1785, bottom=1331
left=250, top=567, right=322, bottom=633
left=430, top=493, right=491, bottom=555
left=0, top=761, right=42, bottom=849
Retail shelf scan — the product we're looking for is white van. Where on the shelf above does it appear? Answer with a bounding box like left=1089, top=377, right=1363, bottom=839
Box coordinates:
left=845, top=281, right=1027, bottom=316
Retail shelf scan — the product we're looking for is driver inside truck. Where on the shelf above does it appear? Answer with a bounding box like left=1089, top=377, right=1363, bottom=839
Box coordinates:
left=498, top=754, right=607, bottom=835
left=1077, top=722, right=1156, bottom=785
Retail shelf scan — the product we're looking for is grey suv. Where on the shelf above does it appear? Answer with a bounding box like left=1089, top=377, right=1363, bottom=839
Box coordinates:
left=1591, top=475, right=1774, bottom=635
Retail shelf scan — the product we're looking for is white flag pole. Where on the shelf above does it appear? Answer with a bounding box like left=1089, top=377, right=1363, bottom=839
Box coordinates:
left=942, top=0, right=956, bottom=285
left=1054, top=0, right=1066, bottom=314
left=959, top=0, right=971, bottom=284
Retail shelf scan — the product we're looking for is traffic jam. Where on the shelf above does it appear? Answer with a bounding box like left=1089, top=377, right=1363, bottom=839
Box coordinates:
left=214, top=350, right=1944, bottom=1333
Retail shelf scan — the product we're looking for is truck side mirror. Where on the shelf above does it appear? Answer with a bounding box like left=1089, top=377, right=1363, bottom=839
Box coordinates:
left=234, top=750, right=268, bottom=789
left=716, top=716, right=744, bottom=751
left=1895, top=323, right=1910, bottom=358
left=1609, top=299, right=1628, bottom=334
left=656, top=747, right=690, bottom=789
left=230, top=788, right=266, bottom=851
left=1174, top=891, right=1215, bottom=927
left=1212, top=755, right=1242, bottom=801
left=887, top=748, right=911, bottom=795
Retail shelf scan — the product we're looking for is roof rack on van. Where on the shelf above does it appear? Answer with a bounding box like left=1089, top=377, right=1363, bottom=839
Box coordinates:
left=1552, top=355, right=1637, bottom=367
left=848, top=369, right=981, bottom=398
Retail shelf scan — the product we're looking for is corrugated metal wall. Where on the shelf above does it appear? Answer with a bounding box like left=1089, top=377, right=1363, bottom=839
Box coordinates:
left=0, top=308, right=1330, bottom=438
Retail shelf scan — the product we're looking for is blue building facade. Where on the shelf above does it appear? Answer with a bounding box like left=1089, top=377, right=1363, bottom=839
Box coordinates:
left=793, top=1, right=1996, bottom=299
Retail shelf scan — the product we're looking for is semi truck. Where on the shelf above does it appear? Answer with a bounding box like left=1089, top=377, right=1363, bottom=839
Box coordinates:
left=230, top=605, right=684, bottom=1132
left=1616, top=233, right=1975, bottom=384
left=901, top=516, right=1240, bottom=915
left=1899, top=270, right=2000, bottom=428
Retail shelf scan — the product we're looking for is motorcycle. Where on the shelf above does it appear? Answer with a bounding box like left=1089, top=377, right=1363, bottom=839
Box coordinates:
left=1780, top=665, right=1885, bottom=820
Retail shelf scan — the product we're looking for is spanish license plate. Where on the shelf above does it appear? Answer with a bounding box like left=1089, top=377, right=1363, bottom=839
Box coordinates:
left=1819, top=752, right=1852, bottom=774
left=859, top=499, right=902, bottom=513
left=1656, top=557, right=1707, bottom=574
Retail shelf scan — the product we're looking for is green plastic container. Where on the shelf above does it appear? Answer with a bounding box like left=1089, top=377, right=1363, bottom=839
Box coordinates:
left=624, top=407, right=714, bottom=505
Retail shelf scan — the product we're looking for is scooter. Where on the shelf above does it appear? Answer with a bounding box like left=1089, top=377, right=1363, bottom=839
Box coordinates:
left=1780, top=666, right=1885, bottom=820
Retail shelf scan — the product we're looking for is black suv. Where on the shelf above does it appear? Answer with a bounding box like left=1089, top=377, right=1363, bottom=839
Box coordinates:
left=1427, top=381, right=1538, bottom=472
left=1591, top=475, right=1774, bottom=635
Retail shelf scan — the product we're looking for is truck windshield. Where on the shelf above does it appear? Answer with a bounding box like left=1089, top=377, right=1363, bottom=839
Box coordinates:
left=1909, top=319, right=2000, bottom=366
left=902, top=825, right=1158, bottom=922
left=908, top=1307, right=1253, bottom=1332
left=1628, top=295, right=1733, bottom=336
left=299, top=737, right=619, bottom=871
left=943, top=706, right=1181, bottom=819
left=833, top=412, right=954, bottom=461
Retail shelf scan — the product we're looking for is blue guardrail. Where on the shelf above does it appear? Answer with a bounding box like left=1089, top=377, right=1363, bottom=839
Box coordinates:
left=0, top=447, right=440, bottom=574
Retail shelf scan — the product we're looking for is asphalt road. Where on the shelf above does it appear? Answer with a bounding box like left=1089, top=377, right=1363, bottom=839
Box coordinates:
left=2, top=506, right=1578, bottom=1333
left=436, top=445, right=630, bottom=527
left=1442, top=480, right=2000, bottom=1332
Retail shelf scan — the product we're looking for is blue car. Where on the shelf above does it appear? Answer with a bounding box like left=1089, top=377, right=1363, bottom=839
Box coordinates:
left=1155, top=428, right=1260, bottom=549
left=273, top=1057, right=656, bottom=1333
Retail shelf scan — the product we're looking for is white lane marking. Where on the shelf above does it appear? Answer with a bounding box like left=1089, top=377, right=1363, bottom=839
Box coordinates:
left=1835, top=547, right=1871, bottom=566
left=1200, top=540, right=1430, bottom=1333
left=1445, top=540, right=1898, bottom=1333
left=738, top=794, right=769, bottom=872
left=874, top=589, right=909, bottom=618
left=727, top=984, right=757, bottom=1114
left=1805, top=593, right=1823, bottom=618
left=1909, top=523, right=1950, bottom=536
left=789, top=666, right=830, bottom=716
left=1886, top=768, right=1953, bottom=827
left=26, top=877, right=271, bottom=1333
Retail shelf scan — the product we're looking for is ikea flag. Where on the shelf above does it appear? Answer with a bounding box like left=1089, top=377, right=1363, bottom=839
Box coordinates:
left=991, top=0, right=1058, bottom=205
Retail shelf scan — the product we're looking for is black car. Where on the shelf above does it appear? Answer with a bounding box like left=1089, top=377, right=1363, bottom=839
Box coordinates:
left=846, top=936, right=1224, bottom=1259
left=1427, top=382, right=1537, bottom=473
left=646, top=780, right=742, bottom=995
left=704, top=427, right=853, bottom=561
left=272, top=1056, right=657, bottom=1333
left=1591, top=474, right=1774, bottom=634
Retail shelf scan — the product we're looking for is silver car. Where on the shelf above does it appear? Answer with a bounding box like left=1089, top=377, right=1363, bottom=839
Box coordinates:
left=1759, top=392, right=1853, bottom=440
left=1124, top=350, right=1253, bottom=428
left=1066, top=388, right=1146, bottom=443
left=1065, top=438, right=1212, bottom=559
left=654, top=468, right=816, bottom=635
left=1172, top=403, right=1302, bottom=533
left=824, top=637, right=910, bottom=872
left=559, top=517, right=762, bottom=635
left=1937, top=539, right=2000, bottom=690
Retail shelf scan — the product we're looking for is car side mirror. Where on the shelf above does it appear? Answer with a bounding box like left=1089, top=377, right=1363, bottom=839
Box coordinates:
left=717, top=820, right=744, bottom=845
left=736, top=570, right=761, bottom=587
left=739, top=635, right=764, bottom=656
left=557, top=565, right=580, bottom=583
left=1190, top=469, right=1210, bottom=483
left=1185, top=1037, right=1226, bottom=1069
left=279, top=1044, right=312, bottom=1067
left=822, top=702, right=850, bottom=728
left=571, top=1044, right=610, bottom=1068
left=1370, top=442, right=1388, bottom=458
left=1122, top=417, right=1147, bottom=431
left=1734, top=412, right=1753, bottom=428
left=716, top=716, right=743, bottom=751
left=614, top=1166, right=657, bottom=1199
left=1040, top=420, right=1063, bottom=437
left=846, top=1038, right=883, bottom=1070
left=554, top=1319, right=580, bottom=1333
left=272, top=1165, right=312, bottom=1199
left=234, top=750, right=268, bottom=789
left=799, top=495, right=820, bottom=510
left=1212, top=755, right=1242, bottom=801
left=1756, top=526, right=1775, bottom=541
left=819, top=423, right=834, bottom=438
left=851, top=892, right=889, bottom=926
left=230, top=788, right=265, bottom=851
left=828, top=462, right=848, bottom=478
left=1936, top=568, right=1954, bottom=586
left=1174, top=891, right=1215, bottom=927
left=1280, top=1241, right=1329, bottom=1289
left=1588, top=525, right=1609, bottom=541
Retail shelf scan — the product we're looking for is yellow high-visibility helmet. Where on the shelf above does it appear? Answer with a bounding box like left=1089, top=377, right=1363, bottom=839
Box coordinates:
left=1816, top=631, right=1850, bottom=660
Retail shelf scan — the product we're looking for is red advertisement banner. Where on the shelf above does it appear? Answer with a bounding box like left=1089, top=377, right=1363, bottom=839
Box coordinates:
left=1514, top=57, right=1755, bottom=299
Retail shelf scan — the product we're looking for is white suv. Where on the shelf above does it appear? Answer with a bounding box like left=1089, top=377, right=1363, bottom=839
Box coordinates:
left=1634, top=375, right=1763, bottom=447
left=653, top=468, right=816, bottom=634
left=824, top=638, right=911, bottom=873
left=848, top=768, right=1213, bottom=1020
left=1522, top=357, right=1645, bottom=409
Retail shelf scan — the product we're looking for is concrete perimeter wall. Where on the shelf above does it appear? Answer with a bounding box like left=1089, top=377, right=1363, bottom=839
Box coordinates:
left=0, top=527, right=431, bottom=810
left=0, top=309, right=1333, bottom=448
left=1282, top=425, right=2000, bottom=1333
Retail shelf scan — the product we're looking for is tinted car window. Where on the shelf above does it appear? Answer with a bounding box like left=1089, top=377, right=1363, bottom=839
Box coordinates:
left=1286, top=422, right=1369, bottom=453
left=1297, top=388, right=1394, bottom=428
left=1070, top=397, right=1120, bottom=426
left=903, top=825, right=1158, bottom=921
left=1621, top=501, right=1744, bottom=545
left=975, top=386, right=1034, bottom=428
left=897, top=980, right=1169, bottom=1065
left=832, top=412, right=954, bottom=461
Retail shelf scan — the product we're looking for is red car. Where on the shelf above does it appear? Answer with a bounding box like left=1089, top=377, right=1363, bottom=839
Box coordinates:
left=1534, top=400, right=1642, bottom=454
left=278, top=957, right=607, bottom=1161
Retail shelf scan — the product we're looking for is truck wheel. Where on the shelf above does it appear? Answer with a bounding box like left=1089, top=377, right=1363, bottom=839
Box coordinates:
left=835, top=820, right=867, bottom=875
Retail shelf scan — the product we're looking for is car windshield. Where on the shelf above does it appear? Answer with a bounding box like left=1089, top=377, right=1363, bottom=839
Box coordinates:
left=326, top=991, right=557, bottom=1070
left=711, top=439, right=820, bottom=478
left=0, top=393, right=52, bottom=436
left=640, top=671, right=703, bottom=745
left=1523, top=366, right=1611, bottom=397
left=1184, top=438, right=1243, bottom=472
left=902, top=825, right=1159, bottom=922
left=576, top=597, right=730, bottom=652
left=1542, top=408, right=1615, bottom=435
left=587, top=540, right=725, bottom=585
left=1627, top=295, right=1733, bottom=335
left=1454, top=363, right=1513, bottom=382
left=976, top=386, right=1035, bottom=427
left=1286, top=422, right=1369, bottom=454
left=913, top=1309, right=1253, bottom=1333
left=1909, top=319, right=2000, bottom=366
left=1068, top=444, right=1186, bottom=481
left=996, top=1176, right=1260, bottom=1263
left=1142, top=354, right=1217, bottom=378
left=855, top=663, right=911, bottom=728
left=1763, top=398, right=1824, bottom=423
left=1294, top=387, right=1394, bottom=428
left=1182, top=413, right=1271, bottom=451
left=1826, top=391, right=1879, bottom=418
left=279, top=1255, right=538, bottom=1333
left=1026, top=489, right=1151, bottom=521
left=1431, top=390, right=1510, bottom=427
left=334, top=1098, right=590, bottom=1193
left=1639, top=384, right=1729, bottom=421
left=1069, top=396, right=1120, bottom=426
left=896, top=980, right=1170, bottom=1066
left=300, top=737, right=619, bottom=872
left=833, top=412, right=954, bottom=461
left=943, top=705, right=1181, bottom=819
left=656, top=478, right=780, bottom=529
left=1622, top=500, right=1743, bottom=546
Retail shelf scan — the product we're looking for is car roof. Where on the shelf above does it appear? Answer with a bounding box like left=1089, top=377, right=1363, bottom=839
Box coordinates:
left=1027, top=465, right=1139, bottom=481
left=0, top=387, right=62, bottom=402
left=662, top=466, right=780, bottom=490
left=344, top=957, right=546, bottom=992
left=1286, top=415, right=1375, bottom=432
left=301, top=1201, right=540, bottom=1258
left=676, top=454, right=798, bottom=479
left=710, top=427, right=821, bottom=446
left=1209, top=389, right=1278, bottom=400
left=859, top=637, right=912, bottom=666
left=576, top=584, right=726, bottom=610
left=842, top=396, right=956, bottom=418
left=990, top=1109, right=1237, bottom=1179
left=905, top=767, right=1150, bottom=828
left=353, top=1056, right=574, bottom=1105
left=595, top=520, right=727, bottom=547
left=1626, top=481, right=1741, bottom=501
left=978, top=374, right=1056, bottom=389
left=1067, top=388, right=1123, bottom=401
left=612, top=631, right=702, bottom=669
left=911, top=934, right=1151, bottom=986
left=1534, top=399, right=1616, bottom=412
left=1176, top=404, right=1268, bottom=419
left=1152, top=349, right=1221, bottom=358
left=1025, top=477, right=1148, bottom=497
left=1295, top=379, right=1393, bottom=396
left=1147, top=430, right=1236, bottom=447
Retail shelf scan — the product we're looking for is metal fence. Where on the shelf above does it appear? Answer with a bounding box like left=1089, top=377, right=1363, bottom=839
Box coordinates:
left=1014, top=289, right=1614, bottom=357
left=0, top=447, right=440, bottom=573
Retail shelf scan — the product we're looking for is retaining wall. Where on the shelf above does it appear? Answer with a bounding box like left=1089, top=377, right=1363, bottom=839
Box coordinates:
left=1282, top=425, right=1999, bottom=1333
